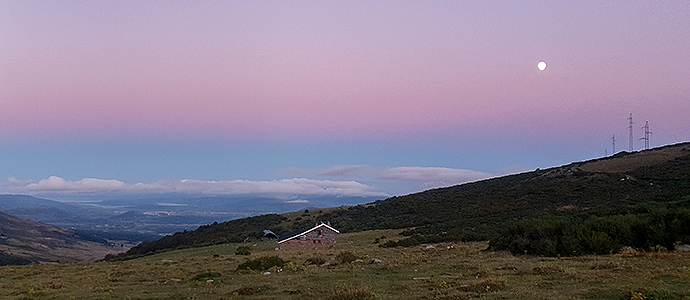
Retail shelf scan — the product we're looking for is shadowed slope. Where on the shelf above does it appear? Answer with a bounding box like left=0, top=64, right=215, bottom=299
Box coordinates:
left=0, top=211, right=120, bottom=265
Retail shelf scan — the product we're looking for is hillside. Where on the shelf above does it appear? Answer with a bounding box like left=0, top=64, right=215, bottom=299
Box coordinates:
left=120, top=142, right=690, bottom=258
left=0, top=211, right=121, bottom=265
left=4, top=231, right=690, bottom=299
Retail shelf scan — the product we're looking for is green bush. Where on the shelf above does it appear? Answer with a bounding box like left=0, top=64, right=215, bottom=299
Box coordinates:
left=328, top=287, right=374, bottom=300
left=490, top=209, right=690, bottom=256
left=193, top=272, right=222, bottom=281
left=335, top=251, right=359, bottom=264
left=0, top=251, right=35, bottom=266
left=235, top=245, right=251, bottom=255
left=237, top=256, right=286, bottom=271
left=305, top=256, right=327, bottom=265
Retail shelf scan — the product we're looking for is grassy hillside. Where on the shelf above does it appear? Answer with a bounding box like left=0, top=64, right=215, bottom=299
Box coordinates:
left=3, top=231, right=690, bottom=300
left=118, top=143, right=690, bottom=258
left=0, top=212, right=121, bottom=265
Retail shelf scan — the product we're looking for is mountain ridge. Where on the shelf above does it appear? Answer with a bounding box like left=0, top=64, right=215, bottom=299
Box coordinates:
left=117, top=142, right=690, bottom=258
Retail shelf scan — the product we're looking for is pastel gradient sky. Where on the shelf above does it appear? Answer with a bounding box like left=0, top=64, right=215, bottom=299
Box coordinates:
left=1, top=1, right=689, bottom=200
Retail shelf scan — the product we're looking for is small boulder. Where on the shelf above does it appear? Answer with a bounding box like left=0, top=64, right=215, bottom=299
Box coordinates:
left=619, top=246, right=639, bottom=258
left=675, top=245, right=690, bottom=252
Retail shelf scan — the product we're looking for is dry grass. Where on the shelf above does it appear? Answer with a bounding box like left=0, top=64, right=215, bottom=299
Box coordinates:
left=1, top=229, right=689, bottom=299
left=578, top=144, right=690, bottom=174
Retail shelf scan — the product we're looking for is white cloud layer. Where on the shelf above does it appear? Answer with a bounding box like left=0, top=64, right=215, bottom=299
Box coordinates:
left=5, top=176, right=389, bottom=198
left=3, top=166, right=491, bottom=199
left=380, top=167, right=490, bottom=188
left=318, top=165, right=371, bottom=177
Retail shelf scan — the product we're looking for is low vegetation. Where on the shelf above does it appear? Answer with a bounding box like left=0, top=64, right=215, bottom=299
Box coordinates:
left=1, top=230, right=689, bottom=299
left=235, top=245, right=252, bottom=255
left=236, top=255, right=286, bottom=271
left=490, top=209, right=690, bottom=256
left=0, top=251, right=35, bottom=266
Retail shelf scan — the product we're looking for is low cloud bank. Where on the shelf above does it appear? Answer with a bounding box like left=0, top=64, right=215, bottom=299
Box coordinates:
left=380, top=167, right=490, bottom=186
left=4, top=166, right=492, bottom=199
left=5, top=176, right=389, bottom=198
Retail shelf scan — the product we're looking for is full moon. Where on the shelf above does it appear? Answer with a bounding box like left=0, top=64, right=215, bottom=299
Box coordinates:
left=537, top=61, right=547, bottom=71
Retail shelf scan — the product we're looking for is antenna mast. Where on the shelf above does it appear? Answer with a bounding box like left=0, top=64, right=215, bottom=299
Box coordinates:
left=627, top=113, right=634, bottom=151
left=640, top=121, right=652, bottom=150
left=611, top=134, right=616, bottom=154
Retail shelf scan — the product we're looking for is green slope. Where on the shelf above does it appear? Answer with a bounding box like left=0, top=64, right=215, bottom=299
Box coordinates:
left=117, top=142, right=690, bottom=258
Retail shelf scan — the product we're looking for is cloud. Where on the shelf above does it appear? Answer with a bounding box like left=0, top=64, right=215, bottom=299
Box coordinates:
left=4, top=176, right=389, bottom=198
left=380, top=167, right=491, bottom=188
left=21, top=176, right=127, bottom=193
left=317, top=165, right=371, bottom=177
left=282, top=165, right=493, bottom=195
left=285, top=199, right=309, bottom=204
left=134, top=178, right=389, bottom=197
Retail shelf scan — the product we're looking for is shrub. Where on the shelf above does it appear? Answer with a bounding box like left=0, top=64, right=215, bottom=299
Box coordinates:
left=193, top=272, right=221, bottom=281
left=237, top=256, right=286, bottom=271
left=490, top=210, right=690, bottom=256
left=0, top=251, right=36, bottom=266
left=335, top=251, right=359, bottom=265
left=328, top=287, right=374, bottom=300
left=305, top=256, right=327, bottom=265
left=235, top=245, right=251, bottom=255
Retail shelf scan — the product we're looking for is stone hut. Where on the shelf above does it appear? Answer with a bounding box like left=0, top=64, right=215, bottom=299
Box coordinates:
left=278, top=222, right=339, bottom=249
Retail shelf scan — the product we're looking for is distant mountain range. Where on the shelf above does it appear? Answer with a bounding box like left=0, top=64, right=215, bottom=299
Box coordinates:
left=0, top=192, right=381, bottom=243
left=120, top=142, right=690, bottom=258
left=0, top=211, right=120, bottom=265
left=0, top=193, right=379, bottom=265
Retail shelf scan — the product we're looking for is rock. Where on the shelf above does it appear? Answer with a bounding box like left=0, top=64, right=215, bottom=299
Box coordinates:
left=371, top=258, right=382, bottom=264
left=352, top=259, right=365, bottom=264
left=263, top=272, right=271, bottom=275
left=675, top=245, right=690, bottom=252
left=619, top=246, right=639, bottom=258
left=425, top=245, right=436, bottom=250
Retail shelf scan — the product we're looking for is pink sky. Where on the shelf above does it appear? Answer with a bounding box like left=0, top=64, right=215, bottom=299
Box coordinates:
left=1, top=1, right=689, bottom=198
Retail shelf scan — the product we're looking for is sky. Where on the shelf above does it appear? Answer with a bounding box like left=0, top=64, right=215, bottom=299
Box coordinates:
left=1, top=1, right=689, bottom=202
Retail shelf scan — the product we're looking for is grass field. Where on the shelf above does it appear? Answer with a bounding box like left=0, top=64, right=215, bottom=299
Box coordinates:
left=1, top=230, right=689, bottom=300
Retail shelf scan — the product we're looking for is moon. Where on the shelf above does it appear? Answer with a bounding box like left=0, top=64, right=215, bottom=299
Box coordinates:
left=537, top=61, right=547, bottom=71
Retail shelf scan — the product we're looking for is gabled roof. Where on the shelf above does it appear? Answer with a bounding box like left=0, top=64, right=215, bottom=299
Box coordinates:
left=278, top=222, right=340, bottom=244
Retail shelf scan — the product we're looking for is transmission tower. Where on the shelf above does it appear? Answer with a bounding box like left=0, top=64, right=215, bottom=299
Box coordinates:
left=611, top=134, right=616, bottom=154
left=640, top=121, right=652, bottom=150
left=627, top=113, right=634, bottom=151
